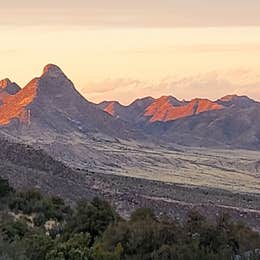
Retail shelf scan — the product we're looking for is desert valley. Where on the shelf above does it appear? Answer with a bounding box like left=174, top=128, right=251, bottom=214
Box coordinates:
left=0, top=65, right=259, bottom=234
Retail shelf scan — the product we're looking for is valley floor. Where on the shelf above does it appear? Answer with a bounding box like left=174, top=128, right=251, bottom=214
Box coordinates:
left=34, top=133, right=260, bottom=194
left=1, top=134, right=260, bottom=231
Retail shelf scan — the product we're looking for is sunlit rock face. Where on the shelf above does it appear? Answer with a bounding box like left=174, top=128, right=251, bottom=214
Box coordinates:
left=0, top=78, right=21, bottom=109
left=144, top=97, right=223, bottom=122
left=0, top=78, right=37, bottom=125
left=0, top=64, right=89, bottom=126
left=100, top=95, right=223, bottom=124
left=97, top=97, right=155, bottom=124
left=0, top=64, right=141, bottom=140
left=0, top=78, right=12, bottom=89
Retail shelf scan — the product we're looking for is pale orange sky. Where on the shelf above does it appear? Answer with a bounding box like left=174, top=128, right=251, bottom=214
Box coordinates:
left=1, top=1, right=260, bottom=104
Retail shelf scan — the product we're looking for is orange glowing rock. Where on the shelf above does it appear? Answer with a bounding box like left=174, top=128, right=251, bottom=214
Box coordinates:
left=104, top=101, right=117, bottom=116
left=145, top=97, right=223, bottom=123
left=0, top=78, right=37, bottom=125
left=0, top=79, right=12, bottom=89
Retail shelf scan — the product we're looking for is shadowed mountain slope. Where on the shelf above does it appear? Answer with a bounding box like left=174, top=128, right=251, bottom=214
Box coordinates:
left=0, top=65, right=142, bottom=140
left=147, top=103, right=260, bottom=149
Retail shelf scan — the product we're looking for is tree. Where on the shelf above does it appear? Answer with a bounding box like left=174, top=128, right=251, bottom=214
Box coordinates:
left=0, top=177, right=13, bottom=198
left=65, top=197, right=118, bottom=241
left=24, top=233, right=54, bottom=260
left=0, top=219, right=29, bottom=243
left=46, top=233, right=91, bottom=260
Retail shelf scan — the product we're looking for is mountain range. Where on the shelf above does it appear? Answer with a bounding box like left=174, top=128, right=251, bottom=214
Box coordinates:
left=1, top=66, right=259, bottom=238
left=98, top=92, right=260, bottom=149
left=0, top=64, right=260, bottom=155
left=97, top=94, right=258, bottom=124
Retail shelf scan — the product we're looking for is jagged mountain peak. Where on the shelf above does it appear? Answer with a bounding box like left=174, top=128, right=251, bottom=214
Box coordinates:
left=0, top=78, right=21, bottom=95
left=219, top=94, right=238, bottom=102
left=217, top=94, right=257, bottom=108
left=41, top=64, right=69, bottom=82
left=157, top=95, right=181, bottom=103
left=0, top=78, right=12, bottom=89
left=218, top=94, right=254, bottom=103
left=144, top=95, right=184, bottom=122
left=42, top=64, right=64, bottom=75
left=128, top=96, right=155, bottom=108
left=18, top=64, right=77, bottom=100
left=102, top=101, right=123, bottom=116
left=130, top=96, right=154, bottom=103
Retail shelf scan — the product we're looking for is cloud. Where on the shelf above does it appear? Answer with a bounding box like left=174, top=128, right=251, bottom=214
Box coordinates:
left=83, top=79, right=142, bottom=94
left=82, top=69, right=260, bottom=105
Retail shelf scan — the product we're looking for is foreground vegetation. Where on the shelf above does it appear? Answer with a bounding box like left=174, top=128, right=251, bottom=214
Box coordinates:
left=0, top=176, right=259, bottom=260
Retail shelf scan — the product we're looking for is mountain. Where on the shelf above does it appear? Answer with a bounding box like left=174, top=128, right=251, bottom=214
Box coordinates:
left=216, top=94, right=257, bottom=108
left=144, top=97, right=223, bottom=123
left=97, top=97, right=155, bottom=124
left=99, top=95, right=224, bottom=124
left=145, top=101, right=260, bottom=149
left=0, top=65, right=141, bottom=139
left=97, top=94, right=260, bottom=150
left=0, top=78, right=20, bottom=95
left=98, top=101, right=124, bottom=117
left=0, top=78, right=21, bottom=106
left=0, top=65, right=149, bottom=169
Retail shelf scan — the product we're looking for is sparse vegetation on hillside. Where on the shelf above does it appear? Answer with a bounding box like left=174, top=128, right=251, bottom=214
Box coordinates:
left=0, top=177, right=259, bottom=260
left=0, top=139, right=70, bottom=175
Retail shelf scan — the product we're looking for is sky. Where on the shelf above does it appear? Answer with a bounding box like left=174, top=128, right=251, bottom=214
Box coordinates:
left=1, top=0, right=260, bottom=104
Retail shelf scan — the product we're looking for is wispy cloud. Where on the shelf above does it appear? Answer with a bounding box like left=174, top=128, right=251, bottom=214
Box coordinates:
left=82, top=69, right=260, bottom=104
left=84, top=79, right=142, bottom=94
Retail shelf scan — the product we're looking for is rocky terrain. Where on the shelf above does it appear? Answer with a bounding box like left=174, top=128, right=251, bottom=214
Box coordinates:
left=0, top=138, right=259, bottom=232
